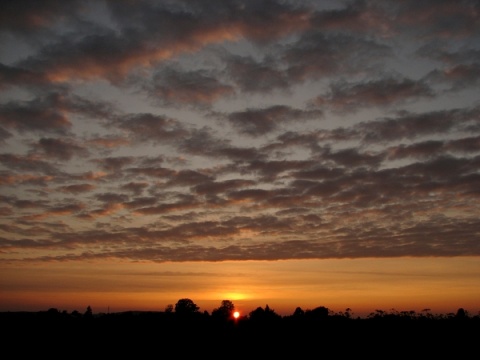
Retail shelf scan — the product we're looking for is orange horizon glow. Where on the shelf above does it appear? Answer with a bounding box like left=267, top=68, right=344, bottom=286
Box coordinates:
left=1, top=257, right=479, bottom=318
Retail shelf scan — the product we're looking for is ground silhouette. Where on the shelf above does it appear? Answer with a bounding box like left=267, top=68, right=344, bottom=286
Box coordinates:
left=2, top=302, right=479, bottom=356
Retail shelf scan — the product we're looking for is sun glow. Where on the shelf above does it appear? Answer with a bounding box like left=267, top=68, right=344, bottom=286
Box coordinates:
left=221, top=292, right=248, bottom=300
left=233, top=311, right=240, bottom=319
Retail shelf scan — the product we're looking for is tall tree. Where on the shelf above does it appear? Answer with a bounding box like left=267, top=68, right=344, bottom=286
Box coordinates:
left=174, top=298, right=200, bottom=316
left=211, top=300, right=235, bottom=320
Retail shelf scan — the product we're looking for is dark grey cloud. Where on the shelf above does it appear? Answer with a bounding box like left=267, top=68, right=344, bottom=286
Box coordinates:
left=120, top=181, right=149, bottom=196
left=0, top=90, right=114, bottom=137
left=389, top=0, right=480, bottom=39
left=282, top=31, right=392, bottom=82
left=0, top=126, right=11, bottom=143
left=0, top=64, right=48, bottom=90
left=145, top=67, right=235, bottom=108
left=417, top=46, right=480, bottom=91
left=0, top=0, right=85, bottom=34
left=0, top=94, right=72, bottom=134
left=177, top=127, right=265, bottom=162
left=2, top=0, right=313, bottom=86
left=226, top=105, right=323, bottom=137
left=30, top=137, right=89, bottom=161
left=357, top=107, right=480, bottom=143
left=429, top=63, right=480, bottom=91
left=310, top=77, right=435, bottom=113
left=0, top=153, right=61, bottom=175
left=0, top=0, right=479, bottom=263
left=224, top=54, right=290, bottom=93
left=309, top=0, right=393, bottom=36
left=115, top=113, right=189, bottom=144
left=57, top=183, right=95, bottom=194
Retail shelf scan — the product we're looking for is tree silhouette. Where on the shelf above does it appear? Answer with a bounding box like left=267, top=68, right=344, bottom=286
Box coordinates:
left=84, top=305, right=93, bottom=319
left=344, top=308, right=352, bottom=319
left=292, top=306, right=305, bottom=318
left=249, top=304, right=281, bottom=322
left=455, top=307, right=467, bottom=319
left=174, top=298, right=199, bottom=316
left=306, top=305, right=329, bottom=320
left=211, top=300, right=235, bottom=320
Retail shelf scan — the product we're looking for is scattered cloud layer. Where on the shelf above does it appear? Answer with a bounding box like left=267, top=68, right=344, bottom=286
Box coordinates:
left=1, top=0, right=479, bottom=263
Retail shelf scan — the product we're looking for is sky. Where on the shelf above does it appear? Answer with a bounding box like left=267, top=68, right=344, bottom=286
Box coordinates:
left=1, top=0, right=480, bottom=318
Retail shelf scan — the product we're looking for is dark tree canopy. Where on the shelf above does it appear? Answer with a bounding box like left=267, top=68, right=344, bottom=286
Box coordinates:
left=293, top=306, right=305, bottom=317
left=249, top=304, right=282, bottom=322
left=305, top=306, right=329, bottom=320
left=211, top=300, right=235, bottom=320
left=174, top=298, right=200, bottom=316
left=84, top=306, right=93, bottom=319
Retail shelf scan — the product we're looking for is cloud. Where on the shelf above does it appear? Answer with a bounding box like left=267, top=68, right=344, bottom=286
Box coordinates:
left=0, top=94, right=72, bottom=134
left=357, top=107, right=479, bottom=143
left=1, top=0, right=479, bottom=263
left=310, top=77, right=435, bottom=113
left=0, top=153, right=61, bottom=175
left=30, top=137, right=89, bottom=161
left=144, top=67, right=235, bottom=108
left=282, top=31, right=392, bottom=82
left=224, top=54, right=291, bottom=93
left=57, top=184, right=96, bottom=194
left=226, top=105, right=323, bottom=136
left=5, top=0, right=312, bottom=84
left=391, top=0, right=480, bottom=39
left=115, top=113, right=188, bottom=144
left=0, top=0, right=85, bottom=33
left=0, top=64, right=48, bottom=90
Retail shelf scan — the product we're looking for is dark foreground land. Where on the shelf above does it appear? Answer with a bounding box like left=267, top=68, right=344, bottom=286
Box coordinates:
left=2, top=310, right=479, bottom=357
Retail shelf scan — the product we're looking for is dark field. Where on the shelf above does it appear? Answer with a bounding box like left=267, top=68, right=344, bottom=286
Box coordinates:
left=2, top=308, right=479, bottom=357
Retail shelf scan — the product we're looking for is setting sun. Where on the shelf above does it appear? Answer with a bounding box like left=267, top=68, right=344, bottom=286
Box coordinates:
left=233, top=311, right=240, bottom=319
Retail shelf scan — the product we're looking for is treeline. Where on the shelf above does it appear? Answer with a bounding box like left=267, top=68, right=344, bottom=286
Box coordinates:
left=2, top=298, right=479, bottom=322
left=2, top=299, right=479, bottom=356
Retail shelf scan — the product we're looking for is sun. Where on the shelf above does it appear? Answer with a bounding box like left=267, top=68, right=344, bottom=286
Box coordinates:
left=233, top=311, right=240, bottom=319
